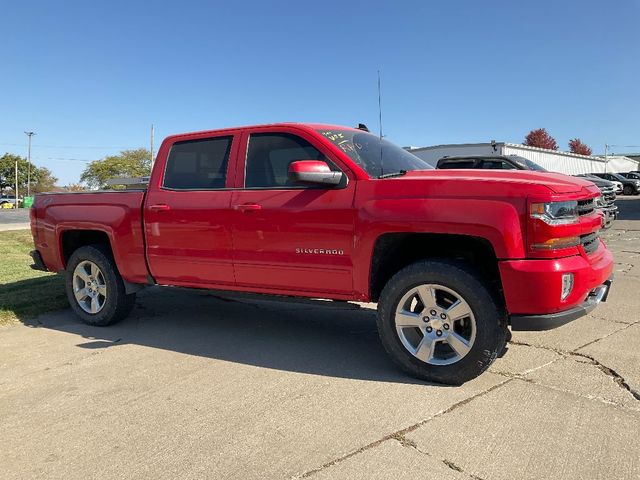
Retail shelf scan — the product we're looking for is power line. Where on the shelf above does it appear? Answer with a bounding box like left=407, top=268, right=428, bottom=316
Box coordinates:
left=43, top=157, right=93, bottom=163
left=0, top=142, right=136, bottom=149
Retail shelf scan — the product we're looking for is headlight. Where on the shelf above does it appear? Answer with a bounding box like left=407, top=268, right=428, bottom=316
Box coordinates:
left=530, top=201, right=579, bottom=225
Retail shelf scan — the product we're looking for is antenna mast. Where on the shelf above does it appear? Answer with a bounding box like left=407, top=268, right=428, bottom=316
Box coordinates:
left=377, top=70, right=383, bottom=140
left=150, top=124, right=155, bottom=167
left=378, top=70, right=384, bottom=176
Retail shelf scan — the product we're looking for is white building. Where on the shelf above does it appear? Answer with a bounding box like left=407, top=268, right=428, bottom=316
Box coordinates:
left=408, top=142, right=640, bottom=175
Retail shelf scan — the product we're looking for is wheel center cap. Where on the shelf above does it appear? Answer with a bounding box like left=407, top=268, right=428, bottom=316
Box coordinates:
left=431, top=318, right=443, bottom=330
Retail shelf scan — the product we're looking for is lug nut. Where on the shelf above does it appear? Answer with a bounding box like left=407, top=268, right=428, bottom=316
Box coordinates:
left=443, top=323, right=450, bottom=330
left=422, top=317, right=430, bottom=323
left=440, top=313, right=447, bottom=319
left=436, top=330, right=443, bottom=336
left=430, top=310, right=437, bottom=316
left=426, top=327, right=433, bottom=333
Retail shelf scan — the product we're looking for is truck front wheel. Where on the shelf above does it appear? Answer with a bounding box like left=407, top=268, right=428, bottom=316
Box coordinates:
left=65, top=245, right=136, bottom=326
left=377, top=260, right=506, bottom=385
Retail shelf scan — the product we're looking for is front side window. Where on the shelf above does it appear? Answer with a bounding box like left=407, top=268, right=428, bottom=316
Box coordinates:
left=480, top=160, right=518, bottom=170
left=609, top=173, right=626, bottom=182
left=245, top=133, right=338, bottom=188
left=163, top=136, right=232, bottom=189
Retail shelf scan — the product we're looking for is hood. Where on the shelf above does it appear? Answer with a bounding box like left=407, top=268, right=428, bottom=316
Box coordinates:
left=401, top=170, right=592, bottom=194
left=575, top=176, right=613, bottom=188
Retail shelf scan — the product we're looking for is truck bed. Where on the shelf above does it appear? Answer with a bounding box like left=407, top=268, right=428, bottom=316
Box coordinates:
left=32, top=190, right=150, bottom=284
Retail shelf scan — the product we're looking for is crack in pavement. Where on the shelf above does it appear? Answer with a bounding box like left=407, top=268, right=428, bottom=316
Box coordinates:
left=291, top=379, right=512, bottom=479
left=570, top=351, right=640, bottom=401
left=509, top=323, right=640, bottom=403
left=395, top=436, right=488, bottom=480
left=492, top=372, right=640, bottom=411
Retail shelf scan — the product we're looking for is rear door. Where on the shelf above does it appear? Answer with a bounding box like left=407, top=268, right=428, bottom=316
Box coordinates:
left=229, top=128, right=356, bottom=296
left=144, top=132, right=238, bottom=287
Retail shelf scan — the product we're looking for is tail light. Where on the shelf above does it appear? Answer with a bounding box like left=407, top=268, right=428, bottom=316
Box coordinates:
left=29, top=202, right=37, bottom=240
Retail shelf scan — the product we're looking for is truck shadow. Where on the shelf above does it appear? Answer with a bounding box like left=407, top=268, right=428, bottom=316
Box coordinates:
left=17, top=285, right=444, bottom=385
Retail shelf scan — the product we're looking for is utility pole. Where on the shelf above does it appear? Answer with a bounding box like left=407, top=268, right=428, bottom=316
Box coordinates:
left=150, top=124, right=155, bottom=167
left=604, top=143, right=609, bottom=173
left=24, top=131, right=35, bottom=196
left=15, top=158, right=19, bottom=209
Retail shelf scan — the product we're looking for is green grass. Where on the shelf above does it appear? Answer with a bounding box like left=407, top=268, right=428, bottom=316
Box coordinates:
left=0, top=230, right=67, bottom=324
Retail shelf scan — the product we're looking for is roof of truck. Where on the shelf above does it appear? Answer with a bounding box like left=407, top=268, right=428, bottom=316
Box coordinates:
left=163, top=123, right=360, bottom=142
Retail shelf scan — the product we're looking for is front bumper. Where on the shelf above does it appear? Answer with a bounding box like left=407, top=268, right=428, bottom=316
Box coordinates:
left=499, top=242, right=614, bottom=330
left=510, top=276, right=613, bottom=330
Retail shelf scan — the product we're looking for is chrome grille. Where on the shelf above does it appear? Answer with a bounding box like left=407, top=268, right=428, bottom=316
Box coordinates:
left=580, top=232, right=599, bottom=255
left=600, top=186, right=616, bottom=206
left=577, top=198, right=595, bottom=216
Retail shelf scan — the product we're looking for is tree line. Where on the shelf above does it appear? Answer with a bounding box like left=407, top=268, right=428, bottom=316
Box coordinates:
left=0, top=153, right=58, bottom=194
left=0, top=149, right=151, bottom=193
left=523, top=128, right=593, bottom=156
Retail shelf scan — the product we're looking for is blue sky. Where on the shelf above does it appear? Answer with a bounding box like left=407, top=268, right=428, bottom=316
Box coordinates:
left=1, top=0, right=638, bottom=185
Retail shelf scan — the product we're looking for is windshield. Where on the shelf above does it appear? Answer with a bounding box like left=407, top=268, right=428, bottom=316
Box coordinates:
left=609, top=173, right=626, bottom=182
left=509, top=156, right=547, bottom=171
left=524, top=159, right=547, bottom=171
left=316, top=128, right=431, bottom=177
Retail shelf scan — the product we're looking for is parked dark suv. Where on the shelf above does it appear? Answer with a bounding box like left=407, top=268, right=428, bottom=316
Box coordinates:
left=574, top=175, right=618, bottom=228
left=436, top=155, right=547, bottom=171
left=590, top=172, right=640, bottom=195
left=620, top=171, right=640, bottom=181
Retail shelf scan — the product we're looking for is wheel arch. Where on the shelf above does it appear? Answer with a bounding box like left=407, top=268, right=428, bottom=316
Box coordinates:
left=60, top=229, right=113, bottom=267
left=369, top=232, right=505, bottom=304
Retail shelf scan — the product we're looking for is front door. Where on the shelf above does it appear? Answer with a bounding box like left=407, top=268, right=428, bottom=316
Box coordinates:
left=145, top=133, right=238, bottom=287
left=230, top=129, right=356, bottom=296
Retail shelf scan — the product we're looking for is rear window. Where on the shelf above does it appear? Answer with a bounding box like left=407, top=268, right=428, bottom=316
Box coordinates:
left=163, top=137, right=232, bottom=190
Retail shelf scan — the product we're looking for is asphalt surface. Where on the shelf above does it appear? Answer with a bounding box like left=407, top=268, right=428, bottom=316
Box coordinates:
left=1, top=197, right=639, bottom=479
left=0, top=209, right=30, bottom=231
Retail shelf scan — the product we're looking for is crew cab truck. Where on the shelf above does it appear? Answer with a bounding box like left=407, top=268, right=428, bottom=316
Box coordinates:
left=29, top=124, right=614, bottom=385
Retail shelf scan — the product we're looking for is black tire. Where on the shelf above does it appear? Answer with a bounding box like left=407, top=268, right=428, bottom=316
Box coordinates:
left=377, top=259, right=507, bottom=385
left=623, top=185, right=634, bottom=196
left=65, top=245, right=135, bottom=326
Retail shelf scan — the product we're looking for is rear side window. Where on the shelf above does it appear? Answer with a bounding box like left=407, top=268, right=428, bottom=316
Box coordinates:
left=163, top=136, right=232, bottom=190
left=437, top=159, right=477, bottom=169
left=245, top=133, right=337, bottom=188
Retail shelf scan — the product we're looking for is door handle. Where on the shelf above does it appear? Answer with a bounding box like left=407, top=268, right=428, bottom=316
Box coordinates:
left=148, top=204, right=171, bottom=212
left=234, top=203, right=262, bottom=212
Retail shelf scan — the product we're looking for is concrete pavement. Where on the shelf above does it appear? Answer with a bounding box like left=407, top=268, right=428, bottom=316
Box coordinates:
left=1, top=198, right=639, bottom=479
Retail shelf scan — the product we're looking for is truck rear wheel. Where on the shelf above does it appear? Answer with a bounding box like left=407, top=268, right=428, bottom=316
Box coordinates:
left=65, top=245, right=135, bottom=326
left=377, top=260, right=506, bottom=385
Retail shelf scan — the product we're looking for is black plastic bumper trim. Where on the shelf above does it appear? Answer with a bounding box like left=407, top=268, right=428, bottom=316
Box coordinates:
left=29, top=250, right=48, bottom=272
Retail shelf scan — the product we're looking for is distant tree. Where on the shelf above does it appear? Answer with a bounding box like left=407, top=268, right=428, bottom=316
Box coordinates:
left=80, top=148, right=151, bottom=189
left=568, top=138, right=592, bottom=156
left=32, top=167, right=58, bottom=193
left=0, top=153, right=29, bottom=190
left=0, top=153, right=59, bottom=194
left=524, top=128, right=558, bottom=150
left=66, top=183, right=86, bottom=192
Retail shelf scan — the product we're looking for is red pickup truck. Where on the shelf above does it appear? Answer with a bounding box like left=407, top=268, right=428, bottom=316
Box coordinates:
left=30, top=123, right=614, bottom=384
